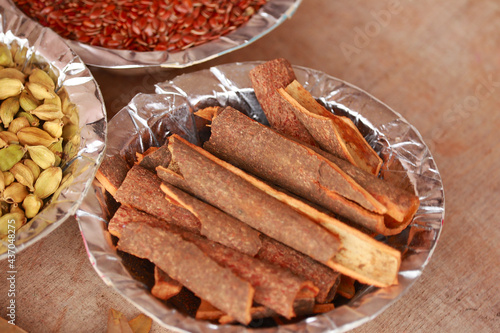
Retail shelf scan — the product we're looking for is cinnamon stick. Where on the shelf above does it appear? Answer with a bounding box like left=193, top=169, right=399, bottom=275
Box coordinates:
left=111, top=204, right=318, bottom=319
left=118, top=222, right=254, bottom=325
left=160, top=182, right=262, bottom=256
left=204, top=107, right=387, bottom=216
left=279, top=80, right=382, bottom=175
left=108, top=205, right=170, bottom=238
left=157, top=176, right=340, bottom=302
left=114, top=165, right=201, bottom=233
left=167, top=135, right=400, bottom=287
left=136, top=144, right=171, bottom=172
left=95, top=154, right=130, bottom=197
left=313, top=303, right=335, bottom=314
left=337, top=275, right=356, bottom=299
left=324, top=153, right=419, bottom=229
left=257, top=235, right=340, bottom=304
left=180, top=230, right=318, bottom=319
left=166, top=134, right=341, bottom=265
left=234, top=174, right=402, bottom=287
left=294, top=139, right=420, bottom=234
left=249, top=58, right=318, bottom=146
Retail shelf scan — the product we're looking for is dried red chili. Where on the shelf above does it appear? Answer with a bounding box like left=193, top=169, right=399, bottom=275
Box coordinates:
left=13, top=0, right=268, bottom=52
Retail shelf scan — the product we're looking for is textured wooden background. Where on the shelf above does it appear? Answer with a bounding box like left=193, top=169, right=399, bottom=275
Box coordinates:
left=1, top=0, right=499, bottom=331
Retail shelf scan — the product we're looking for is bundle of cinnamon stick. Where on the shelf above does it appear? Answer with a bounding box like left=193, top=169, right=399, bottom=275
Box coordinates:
left=95, top=59, right=419, bottom=326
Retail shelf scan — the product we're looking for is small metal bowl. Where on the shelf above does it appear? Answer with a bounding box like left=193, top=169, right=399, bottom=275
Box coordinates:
left=0, top=5, right=107, bottom=259
left=4, top=0, right=302, bottom=69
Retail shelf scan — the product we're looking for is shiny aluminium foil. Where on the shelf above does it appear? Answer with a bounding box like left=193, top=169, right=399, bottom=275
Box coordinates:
left=0, top=6, right=107, bottom=259
left=76, top=62, right=444, bottom=332
left=3, top=0, right=302, bottom=69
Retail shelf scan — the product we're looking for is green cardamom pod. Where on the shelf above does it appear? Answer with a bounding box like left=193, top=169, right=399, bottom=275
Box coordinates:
left=7, top=116, right=30, bottom=134
left=0, top=212, right=26, bottom=236
left=42, top=119, right=64, bottom=138
left=0, top=144, right=25, bottom=172
left=45, top=94, right=62, bottom=110
left=17, top=127, right=58, bottom=147
left=61, top=140, right=79, bottom=166
left=23, top=159, right=40, bottom=180
left=28, top=68, right=55, bottom=90
left=3, top=171, right=14, bottom=187
left=3, top=182, right=29, bottom=203
left=0, top=131, right=19, bottom=145
left=0, top=42, right=13, bottom=67
left=0, top=68, right=26, bottom=83
left=15, top=111, right=40, bottom=127
left=0, top=78, right=23, bottom=100
left=12, top=43, right=27, bottom=69
left=22, top=193, right=43, bottom=218
left=0, top=96, right=20, bottom=128
left=62, top=104, right=79, bottom=125
left=62, top=123, right=79, bottom=141
left=48, top=139, right=63, bottom=167
left=9, top=203, right=24, bottom=215
left=34, top=166, right=62, bottom=199
left=30, top=103, right=64, bottom=121
left=26, top=145, right=56, bottom=169
left=19, top=89, right=40, bottom=112
left=25, top=82, right=56, bottom=100
left=10, top=162, right=35, bottom=191
left=0, top=169, right=4, bottom=192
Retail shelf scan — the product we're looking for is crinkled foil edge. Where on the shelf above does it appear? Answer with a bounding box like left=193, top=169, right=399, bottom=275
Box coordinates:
left=77, top=62, right=444, bottom=332
left=3, top=0, right=302, bottom=69
left=0, top=6, right=107, bottom=259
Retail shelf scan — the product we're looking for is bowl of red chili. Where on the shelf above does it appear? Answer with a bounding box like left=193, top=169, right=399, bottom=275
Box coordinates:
left=4, top=0, right=302, bottom=69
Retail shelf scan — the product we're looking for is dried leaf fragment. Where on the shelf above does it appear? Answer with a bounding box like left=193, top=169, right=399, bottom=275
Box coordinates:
left=128, top=313, right=152, bottom=333
left=107, top=308, right=133, bottom=333
left=151, top=266, right=183, bottom=301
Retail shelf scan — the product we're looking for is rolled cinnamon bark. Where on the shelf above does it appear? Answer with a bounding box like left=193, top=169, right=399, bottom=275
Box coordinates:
left=95, top=154, right=129, bottom=197
left=167, top=134, right=341, bottom=265
left=136, top=144, right=171, bottom=172
left=108, top=205, right=169, bottom=238
left=247, top=178, right=402, bottom=287
left=118, top=222, right=254, bottom=325
left=160, top=183, right=262, bottom=256
left=279, top=80, right=382, bottom=175
left=249, top=58, right=318, bottom=146
left=324, top=153, right=419, bottom=228
left=168, top=135, right=400, bottom=287
left=112, top=181, right=262, bottom=257
left=180, top=230, right=318, bottom=319
left=114, top=205, right=317, bottom=319
left=114, top=165, right=201, bottom=232
left=257, top=235, right=340, bottom=304
left=157, top=176, right=340, bottom=302
left=156, top=165, right=190, bottom=191
left=292, top=138, right=420, bottom=234
left=204, top=107, right=387, bottom=216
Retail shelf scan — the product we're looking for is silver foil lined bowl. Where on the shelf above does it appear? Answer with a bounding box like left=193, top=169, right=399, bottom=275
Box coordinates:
left=4, top=0, right=302, bottom=69
left=0, top=6, right=107, bottom=259
left=77, top=62, right=444, bottom=332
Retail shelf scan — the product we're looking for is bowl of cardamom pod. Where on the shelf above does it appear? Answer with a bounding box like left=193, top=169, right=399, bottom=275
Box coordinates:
left=0, top=6, right=107, bottom=259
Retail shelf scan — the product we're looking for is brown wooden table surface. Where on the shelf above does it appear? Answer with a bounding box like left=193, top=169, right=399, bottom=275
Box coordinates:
left=2, top=0, right=500, bottom=332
